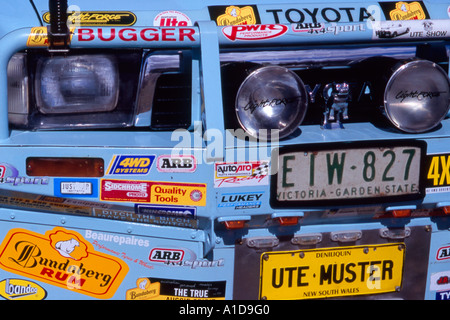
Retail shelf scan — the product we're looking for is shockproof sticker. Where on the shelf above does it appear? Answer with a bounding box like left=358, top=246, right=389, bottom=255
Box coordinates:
left=0, top=227, right=129, bottom=299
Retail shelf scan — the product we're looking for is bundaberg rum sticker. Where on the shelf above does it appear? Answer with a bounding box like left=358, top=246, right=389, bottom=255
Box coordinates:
left=0, top=227, right=129, bottom=299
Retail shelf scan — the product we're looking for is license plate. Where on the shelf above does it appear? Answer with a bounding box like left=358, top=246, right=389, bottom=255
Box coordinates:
left=259, top=244, right=405, bottom=300
left=60, top=181, right=93, bottom=195
left=272, top=141, right=425, bottom=207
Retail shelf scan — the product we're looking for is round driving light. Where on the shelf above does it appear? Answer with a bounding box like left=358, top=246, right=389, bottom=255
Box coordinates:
left=235, top=66, right=308, bottom=139
left=384, top=60, right=450, bottom=133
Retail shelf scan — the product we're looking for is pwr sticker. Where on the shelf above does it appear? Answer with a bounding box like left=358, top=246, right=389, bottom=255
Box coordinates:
left=222, top=24, right=288, bottom=41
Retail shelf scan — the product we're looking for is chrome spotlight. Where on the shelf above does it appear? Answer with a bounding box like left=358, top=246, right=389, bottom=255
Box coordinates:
left=235, top=66, right=308, bottom=139
left=384, top=60, right=450, bottom=133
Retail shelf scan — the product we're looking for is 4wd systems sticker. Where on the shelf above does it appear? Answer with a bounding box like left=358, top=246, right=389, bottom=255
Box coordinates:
left=107, top=155, right=155, bottom=175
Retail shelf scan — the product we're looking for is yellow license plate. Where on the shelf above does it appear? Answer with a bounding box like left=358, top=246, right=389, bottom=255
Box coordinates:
left=259, top=244, right=405, bottom=300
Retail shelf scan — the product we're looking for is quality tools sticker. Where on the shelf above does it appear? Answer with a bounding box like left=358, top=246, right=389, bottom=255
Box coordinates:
left=0, top=227, right=128, bottom=299
left=101, top=179, right=206, bottom=206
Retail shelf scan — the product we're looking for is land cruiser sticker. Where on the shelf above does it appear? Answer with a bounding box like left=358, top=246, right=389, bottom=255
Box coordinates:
left=101, top=180, right=206, bottom=206
left=209, top=5, right=261, bottom=25
left=222, top=24, right=288, bottom=41
left=0, top=278, right=47, bottom=300
left=379, top=1, right=430, bottom=20
left=214, top=161, right=269, bottom=188
left=0, top=227, right=128, bottom=299
left=153, top=10, right=192, bottom=26
left=43, top=11, right=137, bottom=26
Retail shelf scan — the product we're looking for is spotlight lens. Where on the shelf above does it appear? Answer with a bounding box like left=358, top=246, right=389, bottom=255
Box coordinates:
left=235, top=66, right=308, bottom=139
left=384, top=60, right=450, bottom=133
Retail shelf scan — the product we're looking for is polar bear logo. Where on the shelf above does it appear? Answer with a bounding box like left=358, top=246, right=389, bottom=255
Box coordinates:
left=55, top=238, right=80, bottom=258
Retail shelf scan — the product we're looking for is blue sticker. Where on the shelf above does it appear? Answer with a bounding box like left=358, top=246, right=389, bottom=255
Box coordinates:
left=218, top=192, right=263, bottom=209
left=135, top=204, right=196, bottom=219
left=107, top=155, right=155, bottom=175
left=54, top=178, right=98, bottom=198
left=436, top=290, right=450, bottom=300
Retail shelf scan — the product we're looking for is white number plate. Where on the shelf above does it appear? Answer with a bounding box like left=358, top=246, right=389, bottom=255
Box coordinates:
left=274, top=143, right=424, bottom=206
left=60, top=182, right=93, bottom=195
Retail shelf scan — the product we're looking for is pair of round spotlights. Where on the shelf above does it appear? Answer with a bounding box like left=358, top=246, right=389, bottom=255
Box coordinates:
left=235, top=60, right=450, bottom=139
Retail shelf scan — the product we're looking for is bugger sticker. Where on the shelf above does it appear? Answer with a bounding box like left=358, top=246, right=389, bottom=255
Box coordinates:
left=0, top=227, right=129, bottom=299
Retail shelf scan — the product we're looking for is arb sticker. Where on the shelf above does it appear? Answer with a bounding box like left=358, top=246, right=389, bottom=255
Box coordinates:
left=0, top=227, right=129, bottom=299
left=222, top=24, right=288, bottom=41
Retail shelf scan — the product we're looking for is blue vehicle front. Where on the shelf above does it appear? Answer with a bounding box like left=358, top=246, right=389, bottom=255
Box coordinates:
left=0, top=0, right=448, bottom=300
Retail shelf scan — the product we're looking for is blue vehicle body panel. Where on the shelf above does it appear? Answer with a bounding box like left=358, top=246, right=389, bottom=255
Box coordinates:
left=0, top=0, right=448, bottom=301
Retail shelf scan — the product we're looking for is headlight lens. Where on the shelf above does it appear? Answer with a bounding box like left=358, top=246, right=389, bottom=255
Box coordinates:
left=36, top=55, right=119, bottom=114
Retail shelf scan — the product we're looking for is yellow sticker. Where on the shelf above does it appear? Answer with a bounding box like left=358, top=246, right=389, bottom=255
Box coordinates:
left=0, top=278, right=47, bottom=300
left=126, top=278, right=160, bottom=300
left=216, top=6, right=257, bottom=26
left=390, top=2, right=427, bottom=20
left=27, top=26, right=75, bottom=47
left=0, top=227, right=129, bottom=299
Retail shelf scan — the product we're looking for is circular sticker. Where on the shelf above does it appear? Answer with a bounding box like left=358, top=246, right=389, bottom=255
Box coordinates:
left=154, top=10, right=192, bottom=27
left=190, top=190, right=203, bottom=202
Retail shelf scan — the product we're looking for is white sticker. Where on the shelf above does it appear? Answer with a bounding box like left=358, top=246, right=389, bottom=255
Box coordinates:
left=153, top=10, right=192, bottom=27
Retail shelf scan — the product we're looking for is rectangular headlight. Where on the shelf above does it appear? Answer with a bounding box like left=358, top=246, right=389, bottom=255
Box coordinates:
left=7, top=50, right=142, bottom=130
left=35, top=55, right=119, bottom=114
